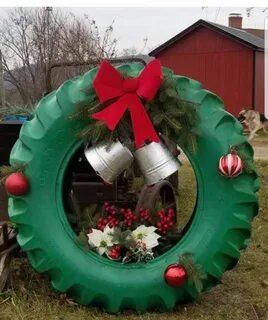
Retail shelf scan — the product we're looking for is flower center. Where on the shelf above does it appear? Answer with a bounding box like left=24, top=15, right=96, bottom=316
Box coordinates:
left=100, top=240, right=107, bottom=247
left=137, top=232, right=145, bottom=240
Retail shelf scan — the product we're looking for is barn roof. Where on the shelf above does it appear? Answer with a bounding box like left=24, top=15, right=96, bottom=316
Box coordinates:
left=149, top=19, right=264, bottom=56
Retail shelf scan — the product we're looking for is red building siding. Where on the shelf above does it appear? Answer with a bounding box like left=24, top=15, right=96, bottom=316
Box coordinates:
left=254, top=51, right=264, bottom=114
left=155, top=26, right=254, bottom=116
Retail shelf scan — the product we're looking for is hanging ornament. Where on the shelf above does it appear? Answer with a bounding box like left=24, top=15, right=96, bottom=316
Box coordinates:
left=164, top=264, right=187, bottom=287
left=4, top=172, right=29, bottom=196
left=134, top=141, right=180, bottom=185
left=84, top=140, right=133, bottom=184
left=164, top=253, right=207, bottom=292
left=219, top=151, right=243, bottom=177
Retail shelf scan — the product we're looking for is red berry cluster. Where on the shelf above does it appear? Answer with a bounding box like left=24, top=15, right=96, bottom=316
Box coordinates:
left=94, top=202, right=176, bottom=234
left=139, top=208, right=151, bottom=223
left=107, top=245, right=121, bottom=260
left=120, top=208, right=137, bottom=227
left=97, top=202, right=119, bottom=230
left=156, top=209, right=175, bottom=234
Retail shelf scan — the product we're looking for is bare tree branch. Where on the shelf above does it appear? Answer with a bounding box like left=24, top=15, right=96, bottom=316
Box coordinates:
left=0, top=7, right=118, bottom=106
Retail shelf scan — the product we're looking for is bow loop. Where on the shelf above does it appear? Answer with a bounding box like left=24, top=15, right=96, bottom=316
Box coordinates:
left=93, top=60, right=124, bottom=102
left=137, top=59, right=163, bottom=101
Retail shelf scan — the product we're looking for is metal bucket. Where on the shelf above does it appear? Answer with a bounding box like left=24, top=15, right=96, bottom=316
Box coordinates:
left=134, top=142, right=180, bottom=185
left=84, top=141, right=134, bottom=184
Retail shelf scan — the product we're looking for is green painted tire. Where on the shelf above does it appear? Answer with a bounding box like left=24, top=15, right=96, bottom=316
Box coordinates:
left=8, top=63, right=259, bottom=313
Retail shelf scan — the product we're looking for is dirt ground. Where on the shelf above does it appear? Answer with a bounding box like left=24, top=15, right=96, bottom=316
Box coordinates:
left=248, top=131, right=268, bottom=160
left=252, top=140, right=268, bottom=160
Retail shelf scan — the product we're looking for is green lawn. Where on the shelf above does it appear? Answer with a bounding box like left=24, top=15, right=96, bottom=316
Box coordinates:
left=0, top=160, right=267, bottom=320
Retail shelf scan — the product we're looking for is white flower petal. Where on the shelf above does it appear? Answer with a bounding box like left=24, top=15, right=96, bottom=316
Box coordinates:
left=134, top=225, right=146, bottom=233
left=147, top=226, right=157, bottom=233
left=97, top=247, right=106, bottom=255
left=130, top=225, right=161, bottom=250
left=87, top=229, right=103, bottom=247
left=103, top=225, right=114, bottom=236
left=144, top=238, right=159, bottom=249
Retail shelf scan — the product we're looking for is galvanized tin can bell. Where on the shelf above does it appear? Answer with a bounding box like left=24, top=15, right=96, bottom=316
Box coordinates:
left=134, top=142, right=180, bottom=185
left=84, top=141, right=134, bottom=184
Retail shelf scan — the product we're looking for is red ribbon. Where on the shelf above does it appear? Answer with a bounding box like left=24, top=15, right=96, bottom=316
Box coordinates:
left=92, top=59, right=163, bottom=148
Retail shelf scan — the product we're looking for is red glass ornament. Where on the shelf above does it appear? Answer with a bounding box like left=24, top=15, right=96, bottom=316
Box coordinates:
left=4, top=172, right=29, bottom=196
left=164, top=264, right=187, bottom=287
left=219, top=152, right=243, bottom=177
left=106, top=245, right=121, bottom=260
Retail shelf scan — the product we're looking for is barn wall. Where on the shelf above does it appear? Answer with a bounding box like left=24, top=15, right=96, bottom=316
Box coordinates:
left=155, top=26, right=254, bottom=116
left=254, top=51, right=264, bottom=114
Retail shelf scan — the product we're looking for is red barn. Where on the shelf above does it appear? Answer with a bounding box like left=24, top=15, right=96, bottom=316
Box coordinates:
left=149, top=15, right=264, bottom=116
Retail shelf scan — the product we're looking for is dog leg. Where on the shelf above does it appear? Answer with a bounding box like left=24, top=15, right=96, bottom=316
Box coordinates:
left=248, top=128, right=259, bottom=141
left=263, top=126, right=268, bottom=135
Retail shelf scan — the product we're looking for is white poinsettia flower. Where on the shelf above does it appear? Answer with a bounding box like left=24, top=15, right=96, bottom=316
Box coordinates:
left=103, top=225, right=116, bottom=240
left=130, top=225, right=161, bottom=249
left=87, top=228, right=114, bottom=255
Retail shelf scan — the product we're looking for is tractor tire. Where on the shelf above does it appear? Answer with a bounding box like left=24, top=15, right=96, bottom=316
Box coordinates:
left=8, top=63, right=259, bottom=313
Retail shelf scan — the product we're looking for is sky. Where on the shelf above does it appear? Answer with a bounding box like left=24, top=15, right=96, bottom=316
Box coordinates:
left=0, top=6, right=267, bottom=53
left=63, top=7, right=268, bottom=52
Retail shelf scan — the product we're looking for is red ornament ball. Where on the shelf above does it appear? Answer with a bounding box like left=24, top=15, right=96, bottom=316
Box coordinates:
left=164, top=264, right=187, bottom=287
left=219, top=152, right=243, bottom=177
left=4, top=172, right=29, bottom=196
left=106, top=245, right=121, bottom=260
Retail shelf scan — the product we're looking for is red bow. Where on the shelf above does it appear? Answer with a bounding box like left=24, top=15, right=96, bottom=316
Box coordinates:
left=92, top=59, right=163, bottom=148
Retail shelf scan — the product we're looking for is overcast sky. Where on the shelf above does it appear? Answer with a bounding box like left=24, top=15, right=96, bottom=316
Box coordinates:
left=0, top=7, right=267, bottom=53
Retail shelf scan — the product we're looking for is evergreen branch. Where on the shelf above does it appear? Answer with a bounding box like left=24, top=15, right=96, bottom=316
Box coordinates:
left=231, top=143, right=256, bottom=175
left=164, top=115, right=182, bottom=133
left=68, top=72, right=199, bottom=151
left=0, top=164, right=27, bottom=184
left=179, top=252, right=207, bottom=293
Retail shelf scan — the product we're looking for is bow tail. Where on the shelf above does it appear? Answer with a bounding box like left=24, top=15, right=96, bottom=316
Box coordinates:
left=130, top=97, right=160, bottom=149
left=91, top=97, right=128, bottom=130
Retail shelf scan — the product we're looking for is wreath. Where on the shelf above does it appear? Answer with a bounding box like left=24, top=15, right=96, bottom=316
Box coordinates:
left=4, top=59, right=259, bottom=313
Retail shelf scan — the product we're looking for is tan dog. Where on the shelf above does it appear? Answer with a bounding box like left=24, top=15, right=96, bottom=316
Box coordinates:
left=237, top=109, right=268, bottom=141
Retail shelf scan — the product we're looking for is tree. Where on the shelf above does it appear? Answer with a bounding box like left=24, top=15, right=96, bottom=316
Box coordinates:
left=0, top=7, right=117, bottom=106
left=120, top=38, right=148, bottom=57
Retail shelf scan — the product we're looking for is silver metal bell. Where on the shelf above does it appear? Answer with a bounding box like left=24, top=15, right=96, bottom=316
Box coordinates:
left=134, top=142, right=180, bottom=185
left=84, top=141, right=134, bottom=184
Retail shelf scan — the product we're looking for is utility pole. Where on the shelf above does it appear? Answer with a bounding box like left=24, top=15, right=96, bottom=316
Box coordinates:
left=0, top=50, right=5, bottom=108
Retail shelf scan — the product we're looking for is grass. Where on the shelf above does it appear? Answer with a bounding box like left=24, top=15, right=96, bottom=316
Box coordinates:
left=0, top=160, right=267, bottom=320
